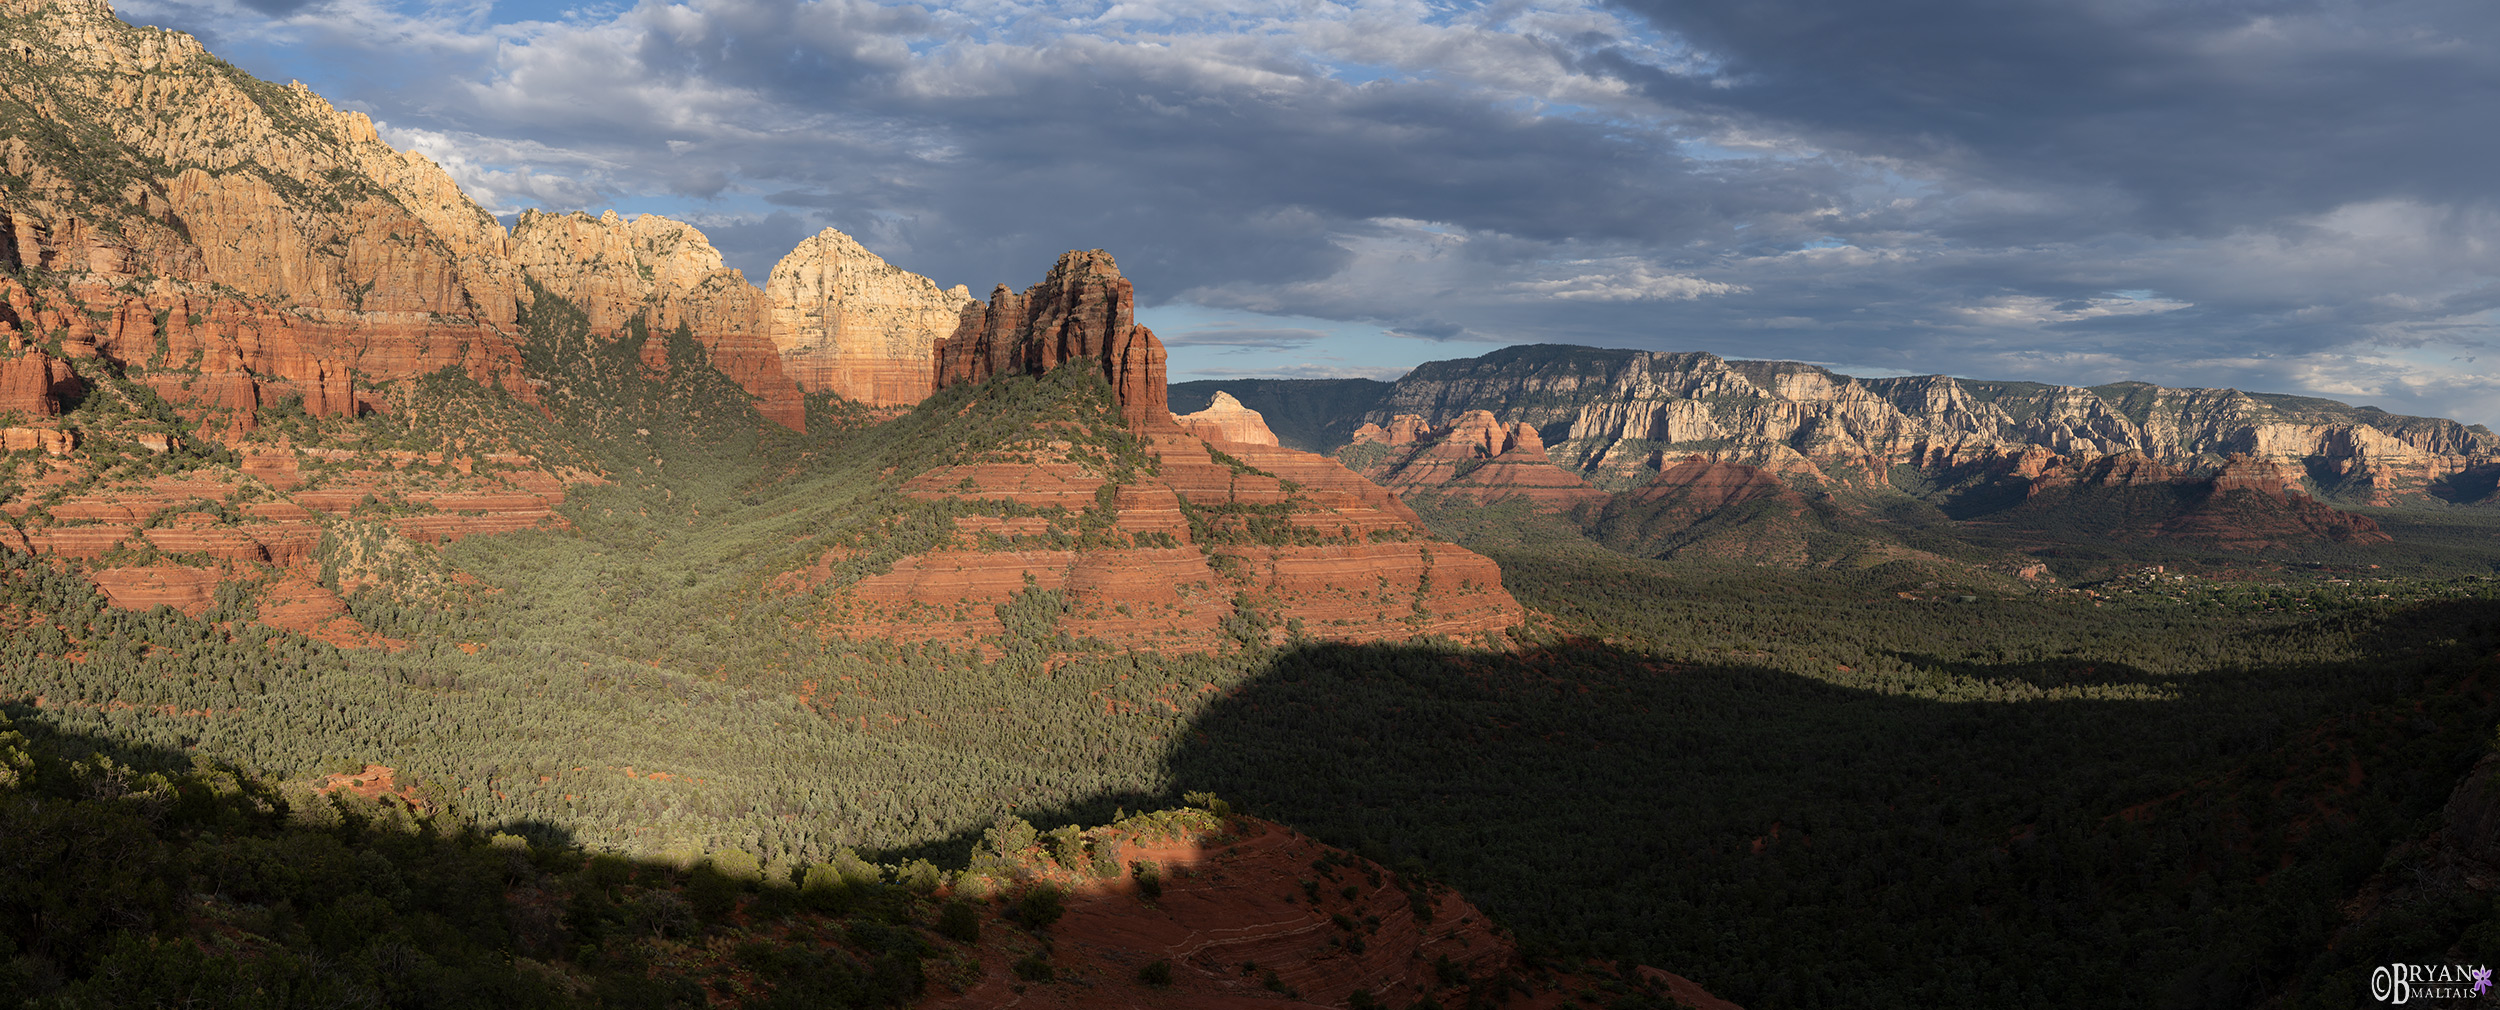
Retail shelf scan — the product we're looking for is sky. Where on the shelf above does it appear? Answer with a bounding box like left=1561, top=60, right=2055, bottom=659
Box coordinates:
left=112, top=0, right=2500, bottom=427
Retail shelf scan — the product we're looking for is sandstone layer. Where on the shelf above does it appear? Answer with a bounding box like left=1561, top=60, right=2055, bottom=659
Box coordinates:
left=1368, top=345, right=2498, bottom=503
left=934, top=250, right=1171, bottom=428
left=1, top=442, right=570, bottom=645
left=0, top=0, right=997, bottom=439
left=1172, top=390, right=1279, bottom=445
left=0, top=0, right=534, bottom=432
left=765, top=228, right=976, bottom=406
left=509, top=210, right=806, bottom=429
left=802, top=428, right=1520, bottom=654
left=791, top=252, right=1520, bottom=652
left=2011, top=452, right=2391, bottom=551
left=1344, top=410, right=1606, bottom=512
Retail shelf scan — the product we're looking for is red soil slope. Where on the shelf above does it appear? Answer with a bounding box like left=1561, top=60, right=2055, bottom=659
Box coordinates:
left=925, top=815, right=1735, bottom=1010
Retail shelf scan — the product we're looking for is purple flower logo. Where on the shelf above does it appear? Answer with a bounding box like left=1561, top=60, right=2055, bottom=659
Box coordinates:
left=2474, top=967, right=2493, bottom=996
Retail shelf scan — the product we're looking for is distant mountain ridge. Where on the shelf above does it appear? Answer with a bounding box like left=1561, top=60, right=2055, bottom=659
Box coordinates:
left=1199, top=344, right=2498, bottom=507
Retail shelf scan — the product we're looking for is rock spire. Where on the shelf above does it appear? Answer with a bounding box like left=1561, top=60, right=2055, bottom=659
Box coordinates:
left=934, top=250, right=1170, bottom=428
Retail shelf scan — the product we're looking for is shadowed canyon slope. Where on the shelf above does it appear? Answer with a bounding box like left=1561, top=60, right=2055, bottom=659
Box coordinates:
left=927, top=813, right=1733, bottom=1010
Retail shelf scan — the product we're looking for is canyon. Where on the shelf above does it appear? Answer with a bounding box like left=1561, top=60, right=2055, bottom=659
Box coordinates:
left=0, top=0, right=1523, bottom=655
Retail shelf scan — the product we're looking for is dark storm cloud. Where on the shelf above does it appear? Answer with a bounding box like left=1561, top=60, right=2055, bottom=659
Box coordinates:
left=540, top=4, right=1835, bottom=296
left=1609, top=0, right=2500, bottom=234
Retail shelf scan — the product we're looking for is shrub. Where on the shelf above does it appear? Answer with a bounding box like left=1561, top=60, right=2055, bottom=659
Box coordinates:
left=1015, top=884, right=1065, bottom=929
left=1044, top=824, right=1087, bottom=871
left=984, top=815, right=1038, bottom=861
left=936, top=901, right=981, bottom=944
left=1137, top=959, right=1173, bottom=986
left=1089, top=835, right=1124, bottom=878
left=685, top=863, right=740, bottom=919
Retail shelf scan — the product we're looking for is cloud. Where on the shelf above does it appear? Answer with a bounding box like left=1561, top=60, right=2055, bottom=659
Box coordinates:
left=1158, top=325, right=1331, bottom=349
left=1511, top=266, right=1746, bottom=302
left=1948, top=293, right=2191, bottom=328
left=109, top=0, right=2500, bottom=426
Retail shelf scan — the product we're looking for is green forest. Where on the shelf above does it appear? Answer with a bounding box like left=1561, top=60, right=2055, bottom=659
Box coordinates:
left=3, top=288, right=2498, bottom=1007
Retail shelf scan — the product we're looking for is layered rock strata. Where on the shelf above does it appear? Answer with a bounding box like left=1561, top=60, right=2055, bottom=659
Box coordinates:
left=934, top=250, right=1170, bottom=428
left=764, top=228, right=976, bottom=406
left=0, top=0, right=534, bottom=430
left=801, top=428, right=1520, bottom=653
left=1343, top=410, right=1606, bottom=512
left=1, top=447, right=571, bottom=645
left=0, top=0, right=994, bottom=437
left=2015, top=452, right=2390, bottom=550
left=792, top=253, right=1520, bottom=653
left=1172, top=390, right=1279, bottom=445
left=1369, top=345, right=2498, bottom=502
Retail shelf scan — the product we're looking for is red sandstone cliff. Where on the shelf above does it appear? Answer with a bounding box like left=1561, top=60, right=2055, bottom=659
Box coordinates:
left=1342, top=411, right=1606, bottom=512
left=2013, top=451, right=2389, bottom=550
left=0, top=0, right=534, bottom=433
left=0, top=0, right=993, bottom=438
left=786, top=253, right=1521, bottom=653
left=934, top=250, right=1170, bottom=428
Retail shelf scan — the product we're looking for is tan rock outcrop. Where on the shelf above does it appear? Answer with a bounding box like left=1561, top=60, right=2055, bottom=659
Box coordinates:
left=1172, top=391, right=1279, bottom=445
left=508, top=211, right=806, bottom=429
left=764, top=228, right=976, bottom=406
left=0, top=425, right=74, bottom=454
left=0, top=0, right=535, bottom=427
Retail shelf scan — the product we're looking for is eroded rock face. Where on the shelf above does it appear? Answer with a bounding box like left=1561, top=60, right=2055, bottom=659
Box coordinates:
left=1342, top=411, right=1606, bottom=512
left=934, top=250, right=1170, bottom=428
left=1370, top=345, right=2500, bottom=502
left=2014, top=450, right=2390, bottom=550
left=509, top=211, right=807, bottom=429
left=2, top=448, right=574, bottom=645
left=797, top=427, right=1521, bottom=653
left=791, top=258, right=1520, bottom=652
left=764, top=228, right=977, bottom=407
left=1171, top=390, right=1279, bottom=445
left=0, top=347, right=79, bottom=415
left=0, top=0, right=532, bottom=432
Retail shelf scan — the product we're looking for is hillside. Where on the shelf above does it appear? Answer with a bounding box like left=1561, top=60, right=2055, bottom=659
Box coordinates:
left=8, top=2, right=2500, bottom=1009
left=0, top=713, right=1712, bottom=1008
